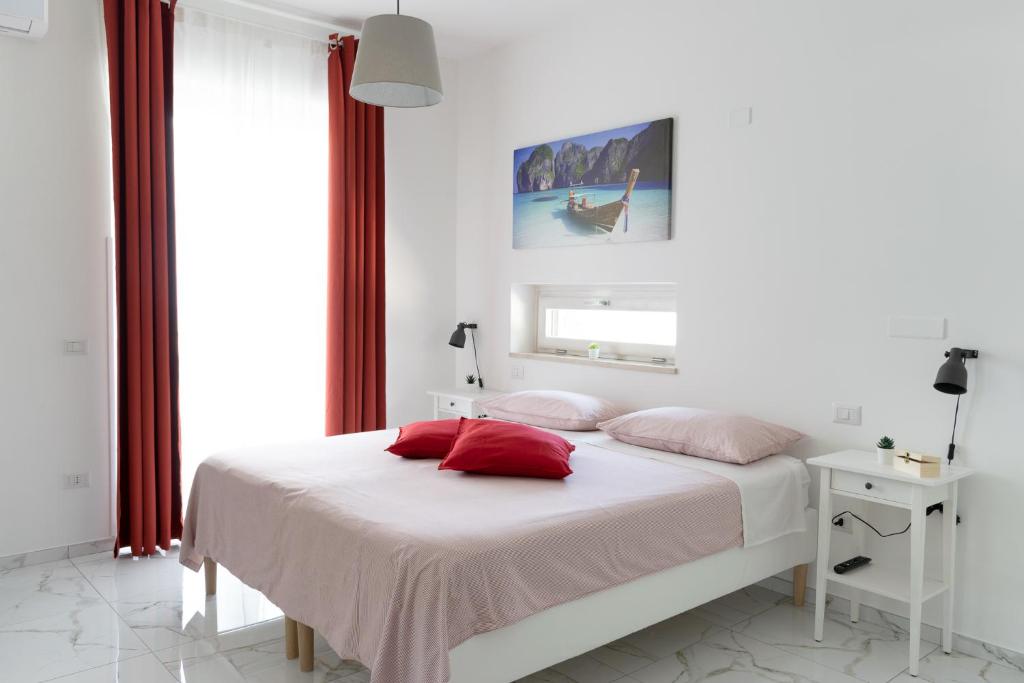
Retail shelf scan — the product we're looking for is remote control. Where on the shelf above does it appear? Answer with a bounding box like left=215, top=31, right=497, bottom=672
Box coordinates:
left=834, top=556, right=871, bottom=574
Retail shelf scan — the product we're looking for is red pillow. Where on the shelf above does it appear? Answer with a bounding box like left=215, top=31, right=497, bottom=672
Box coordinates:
left=387, top=419, right=460, bottom=459
left=438, top=418, right=575, bottom=479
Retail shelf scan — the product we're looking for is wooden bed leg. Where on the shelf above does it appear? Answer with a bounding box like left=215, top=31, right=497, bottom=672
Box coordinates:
left=284, top=617, right=298, bottom=660
left=793, top=563, right=808, bottom=607
left=297, top=621, right=314, bottom=672
left=204, top=558, right=217, bottom=597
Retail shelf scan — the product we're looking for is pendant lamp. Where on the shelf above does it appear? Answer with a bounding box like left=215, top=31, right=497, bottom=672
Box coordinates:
left=349, top=0, right=443, bottom=108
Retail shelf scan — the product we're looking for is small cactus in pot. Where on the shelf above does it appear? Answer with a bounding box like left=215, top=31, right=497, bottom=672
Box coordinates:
left=876, top=435, right=895, bottom=465
left=587, top=342, right=600, bottom=360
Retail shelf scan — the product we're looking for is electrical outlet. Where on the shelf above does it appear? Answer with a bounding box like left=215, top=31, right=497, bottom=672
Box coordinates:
left=64, top=472, right=90, bottom=489
left=510, top=364, right=524, bottom=380
left=833, top=516, right=852, bottom=535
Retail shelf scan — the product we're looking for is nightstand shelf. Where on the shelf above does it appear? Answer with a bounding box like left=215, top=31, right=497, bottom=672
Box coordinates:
left=807, top=450, right=974, bottom=678
left=826, top=565, right=947, bottom=604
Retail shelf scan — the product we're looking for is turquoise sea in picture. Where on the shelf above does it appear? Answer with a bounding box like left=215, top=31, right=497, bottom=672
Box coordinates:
left=512, top=118, right=673, bottom=249
left=512, top=181, right=671, bottom=249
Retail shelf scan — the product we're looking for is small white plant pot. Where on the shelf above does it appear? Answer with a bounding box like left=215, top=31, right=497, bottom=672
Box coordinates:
left=587, top=348, right=600, bottom=360
left=877, top=448, right=894, bottom=466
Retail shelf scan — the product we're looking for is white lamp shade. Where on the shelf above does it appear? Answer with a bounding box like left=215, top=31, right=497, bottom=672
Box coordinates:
left=350, top=14, right=443, bottom=108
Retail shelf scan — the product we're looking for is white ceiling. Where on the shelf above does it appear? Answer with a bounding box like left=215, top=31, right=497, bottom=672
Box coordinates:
left=248, top=0, right=591, bottom=58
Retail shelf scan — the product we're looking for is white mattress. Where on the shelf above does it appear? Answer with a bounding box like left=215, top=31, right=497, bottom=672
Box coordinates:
left=576, top=436, right=810, bottom=547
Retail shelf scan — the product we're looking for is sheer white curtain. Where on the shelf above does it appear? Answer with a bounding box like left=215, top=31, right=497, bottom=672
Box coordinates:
left=174, top=9, right=328, bottom=491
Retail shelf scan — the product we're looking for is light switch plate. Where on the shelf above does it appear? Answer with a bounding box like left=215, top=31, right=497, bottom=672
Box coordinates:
left=63, top=339, right=87, bottom=355
left=510, top=364, right=524, bottom=380
left=832, top=402, right=862, bottom=426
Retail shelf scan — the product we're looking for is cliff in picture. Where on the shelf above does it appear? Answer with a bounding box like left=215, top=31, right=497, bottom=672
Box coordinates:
left=512, top=118, right=673, bottom=249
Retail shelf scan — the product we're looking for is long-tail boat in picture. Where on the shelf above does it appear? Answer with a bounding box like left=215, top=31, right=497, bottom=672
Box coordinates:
left=565, top=168, right=640, bottom=232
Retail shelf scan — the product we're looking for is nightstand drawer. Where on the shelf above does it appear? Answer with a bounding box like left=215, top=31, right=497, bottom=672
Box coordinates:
left=435, top=395, right=473, bottom=417
left=832, top=470, right=913, bottom=505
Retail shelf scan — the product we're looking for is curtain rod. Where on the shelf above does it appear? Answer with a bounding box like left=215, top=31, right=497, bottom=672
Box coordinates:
left=159, top=0, right=356, bottom=38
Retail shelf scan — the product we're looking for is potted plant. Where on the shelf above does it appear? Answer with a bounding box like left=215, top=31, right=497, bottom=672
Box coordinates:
left=876, top=435, right=895, bottom=465
left=587, top=342, right=600, bottom=360
left=465, top=374, right=477, bottom=386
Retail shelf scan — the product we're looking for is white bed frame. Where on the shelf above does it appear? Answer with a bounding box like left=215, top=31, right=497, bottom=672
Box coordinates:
left=204, top=508, right=816, bottom=682
left=448, top=507, right=817, bottom=682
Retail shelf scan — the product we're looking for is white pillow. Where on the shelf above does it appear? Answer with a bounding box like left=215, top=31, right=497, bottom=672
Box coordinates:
left=479, top=390, right=625, bottom=431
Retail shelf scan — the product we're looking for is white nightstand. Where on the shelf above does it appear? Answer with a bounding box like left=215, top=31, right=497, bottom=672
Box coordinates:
left=427, top=388, right=502, bottom=420
left=807, top=450, right=974, bottom=677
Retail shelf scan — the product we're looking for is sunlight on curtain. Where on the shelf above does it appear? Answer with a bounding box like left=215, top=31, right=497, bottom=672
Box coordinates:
left=174, top=9, right=328, bottom=495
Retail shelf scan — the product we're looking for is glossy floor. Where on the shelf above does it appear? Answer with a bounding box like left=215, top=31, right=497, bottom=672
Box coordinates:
left=0, top=549, right=1021, bottom=683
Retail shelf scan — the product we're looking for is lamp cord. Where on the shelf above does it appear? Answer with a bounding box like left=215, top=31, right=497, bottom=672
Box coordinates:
left=951, top=393, right=960, bottom=444
left=832, top=511, right=911, bottom=538
left=470, top=328, right=483, bottom=388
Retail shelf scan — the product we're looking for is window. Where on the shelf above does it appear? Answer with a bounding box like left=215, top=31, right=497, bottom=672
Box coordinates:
left=534, top=284, right=677, bottom=364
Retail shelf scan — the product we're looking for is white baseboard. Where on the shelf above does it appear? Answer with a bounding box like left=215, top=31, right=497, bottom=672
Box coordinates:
left=0, top=538, right=114, bottom=571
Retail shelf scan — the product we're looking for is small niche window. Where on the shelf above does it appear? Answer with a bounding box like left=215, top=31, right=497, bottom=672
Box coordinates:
left=532, top=284, right=677, bottom=365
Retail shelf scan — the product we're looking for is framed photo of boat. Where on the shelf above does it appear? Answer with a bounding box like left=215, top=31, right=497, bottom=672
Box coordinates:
left=512, top=118, right=673, bottom=249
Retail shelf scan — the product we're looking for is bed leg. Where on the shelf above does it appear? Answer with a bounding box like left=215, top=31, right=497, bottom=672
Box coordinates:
left=284, top=617, right=298, bottom=660
left=793, top=563, right=808, bottom=607
left=297, top=621, right=314, bottom=672
left=204, top=558, right=217, bottom=597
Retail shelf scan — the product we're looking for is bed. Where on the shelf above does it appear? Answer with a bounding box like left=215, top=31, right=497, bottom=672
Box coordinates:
left=181, top=426, right=816, bottom=683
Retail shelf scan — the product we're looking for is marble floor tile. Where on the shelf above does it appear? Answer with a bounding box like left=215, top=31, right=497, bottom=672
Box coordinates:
left=887, top=650, right=1024, bottom=683
left=690, top=585, right=789, bottom=628
left=72, top=550, right=196, bottom=604
left=629, top=628, right=866, bottom=683
left=588, top=610, right=721, bottom=673
left=75, top=551, right=281, bottom=650
left=155, top=620, right=362, bottom=683
left=545, top=653, right=626, bottom=683
left=734, top=602, right=938, bottom=683
left=44, top=653, right=179, bottom=683
left=0, top=600, right=148, bottom=682
left=0, top=560, right=105, bottom=629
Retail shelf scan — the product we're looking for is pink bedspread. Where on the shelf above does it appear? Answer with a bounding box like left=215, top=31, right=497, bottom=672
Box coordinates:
left=180, top=429, right=742, bottom=683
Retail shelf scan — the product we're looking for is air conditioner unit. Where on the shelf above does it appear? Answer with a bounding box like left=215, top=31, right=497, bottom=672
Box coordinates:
left=0, top=0, right=48, bottom=39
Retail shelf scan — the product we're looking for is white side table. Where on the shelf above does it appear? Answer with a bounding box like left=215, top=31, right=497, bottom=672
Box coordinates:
left=807, top=450, right=973, bottom=677
left=427, top=388, right=502, bottom=420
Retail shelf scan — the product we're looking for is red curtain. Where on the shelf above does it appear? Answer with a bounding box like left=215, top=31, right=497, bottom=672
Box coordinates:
left=326, top=35, right=387, bottom=436
left=103, top=0, right=182, bottom=556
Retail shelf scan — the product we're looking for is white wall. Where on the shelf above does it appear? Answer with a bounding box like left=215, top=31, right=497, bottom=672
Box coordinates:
left=453, top=0, right=1024, bottom=652
left=0, top=0, right=114, bottom=557
left=385, top=59, right=458, bottom=426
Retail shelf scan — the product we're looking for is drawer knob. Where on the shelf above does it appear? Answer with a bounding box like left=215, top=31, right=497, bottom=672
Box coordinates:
left=864, top=482, right=873, bottom=490
left=450, top=401, right=456, bottom=407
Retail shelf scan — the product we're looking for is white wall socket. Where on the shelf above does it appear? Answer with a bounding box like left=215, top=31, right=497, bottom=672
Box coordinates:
left=832, top=403, right=862, bottom=426
left=64, top=472, right=90, bottom=489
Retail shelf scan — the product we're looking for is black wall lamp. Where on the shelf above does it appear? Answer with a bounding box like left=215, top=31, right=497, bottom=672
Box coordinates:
left=449, top=322, right=483, bottom=389
left=933, top=347, right=979, bottom=464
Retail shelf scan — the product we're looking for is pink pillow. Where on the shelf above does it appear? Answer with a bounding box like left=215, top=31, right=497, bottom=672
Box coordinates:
left=439, top=419, right=575, bottom=479
left=597, top=407, right=803, bottom=464
left=479, top=390, right=624, bottom=431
